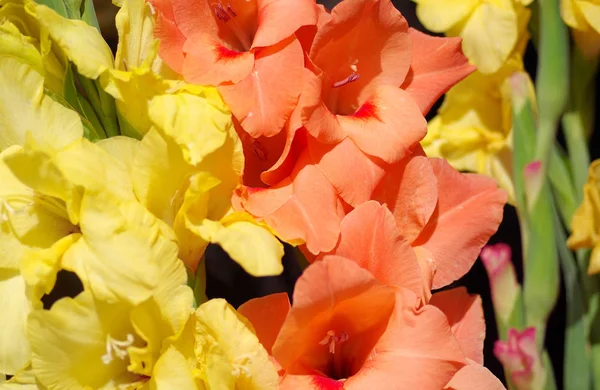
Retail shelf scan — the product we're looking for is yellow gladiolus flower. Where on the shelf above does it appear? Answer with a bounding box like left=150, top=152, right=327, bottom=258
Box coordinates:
left=414, top=0, right=531, bottom=74
left=562, top=0, right=600, bottom=58
left=568, top=160, right=600, bottom=274
left=422, top=52, right=535, bottom=204
left=27, top=256, right=194, bottom=389
left=129, top=91, right=285, bottom=276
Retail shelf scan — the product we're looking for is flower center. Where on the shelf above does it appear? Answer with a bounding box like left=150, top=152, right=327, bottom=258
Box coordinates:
left=101, top=333, right=135, bottom=365
left=319, top=330, right=349, bottom=355
left=212, top=2, right=253, bottom=51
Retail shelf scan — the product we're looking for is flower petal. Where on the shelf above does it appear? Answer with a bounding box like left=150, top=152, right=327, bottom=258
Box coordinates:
left=339, top=86, right=427, bottom=164
left=326, top=201, right=424, bottom=297
left=307, top=137, right=385, bottom=207
left=401, top=28, right=475, bottom=115
left=430, top=287, right=485, bottom=365
left=345, top=289, right=466, bottom=390
left=238, top=292, right=291, bottom=354
left=219, top=36, right=304, bottom=138
left=251, top=0, right=317, bottom=49
left=413, top=158, right=507, bottom=288
left=444, top=360, right=506, bottom=390
left=372, top=153, right=438, bottom=243
left=0, top=272, right=30, bottom=375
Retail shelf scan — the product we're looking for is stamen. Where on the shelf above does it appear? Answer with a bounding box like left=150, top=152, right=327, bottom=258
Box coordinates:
left=251, top=140, right=267, bottom=161
left=215, top=3, right=231, bottom=22
left=101, top=334, right=135, bottom=365
left=227, top=3, right=237, bottom=17
left=231, top=353, right=254, bottom=377
left=319, top=330, right=349, bottom=354
left=332, top=72, right=361, bottom=88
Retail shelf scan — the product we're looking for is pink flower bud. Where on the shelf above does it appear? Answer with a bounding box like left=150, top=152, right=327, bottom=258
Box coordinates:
left=480, top=243, right=520, bottom=323
left=494, top=327, right=544, bottom=390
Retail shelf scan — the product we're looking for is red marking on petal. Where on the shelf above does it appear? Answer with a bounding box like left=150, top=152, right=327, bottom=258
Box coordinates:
left=312, top=376, right=344, bottom=390
left=216, top=45, right=246, bottom=60
left=351, top=101, right=379, bottom=120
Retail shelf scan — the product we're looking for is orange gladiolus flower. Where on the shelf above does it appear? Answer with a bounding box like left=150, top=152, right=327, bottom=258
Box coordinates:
left=239, top=256, right=467, bottom=389
left=150, top=0, right=317, bottom=138
left=239, top=256, right=506, bottom=389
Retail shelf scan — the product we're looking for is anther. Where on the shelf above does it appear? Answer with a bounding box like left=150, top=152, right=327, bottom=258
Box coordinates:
left=227, top=3, right=237, bottom=17
left=101, top=334, right=135, bottom=365
left=214, top=3, right=231, bottom=22
left=319, top=330, right=349, bottom=354
left=332, top=72, right=361, bottom=88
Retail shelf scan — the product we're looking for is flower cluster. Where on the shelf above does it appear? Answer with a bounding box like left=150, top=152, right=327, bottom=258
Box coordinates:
left=0, top=0, right=509, bottom=388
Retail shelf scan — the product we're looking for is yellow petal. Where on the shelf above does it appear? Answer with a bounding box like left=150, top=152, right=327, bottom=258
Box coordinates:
left=0, top=271, right=30, bottom=375
left=578, top=0, right=600, bottom=34
left=33, top=3, right=113, bottom=79
left=62, top=192, right=180, bottom=305
left=0, top=365, right=38, bottom=388
left=128, top=259, right=193, bottom=376
left=148, top=93, right=230, bottom=166
left=114, top=0, right=156, bottom=70
left=132, top=128, right=194, bottom=225
left=450, top=0, right=518, bottom=74
left=194, top=299, right=279, bottom=390
left=194, top=216, right=284, bottom=277
left=103, top=68, right=171, bottom=136
left=415, top=0, right=478, bottom=32
left=20, top=234, right=79, bottom=305
left=149, top=347, right=204, bottom=390
left=568, top=160, right=600, bottom=263
left=0, top=57, right=82, bottom=150
left=0, top=146, right=77, bottom=268
left=27, top=291, right=141, bottom=390
left=96, top=135, right=141, bottom=175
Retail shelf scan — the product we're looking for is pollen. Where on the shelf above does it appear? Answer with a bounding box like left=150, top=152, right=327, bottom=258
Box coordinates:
left=319, top=330, right=349, bottom=354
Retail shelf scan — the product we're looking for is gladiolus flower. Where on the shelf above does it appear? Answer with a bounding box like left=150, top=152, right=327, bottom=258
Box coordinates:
left=151, top=0, right=317, bottom=138
left=568, top=159, right=600, bottom=274
left=240, top=256, right=467, bottom=389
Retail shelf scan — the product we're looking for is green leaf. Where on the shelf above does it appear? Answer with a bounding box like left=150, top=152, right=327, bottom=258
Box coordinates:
left=34, top=0, right=69, bottom=18
left=554, top=209, right=592, bottom=390
left=80, top=0, right=101, bottom=31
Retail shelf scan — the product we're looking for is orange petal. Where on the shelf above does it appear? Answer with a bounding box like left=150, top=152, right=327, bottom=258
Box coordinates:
left=326, top=201, right=424, bottom=297
left=219, top=36, right=304, bottom=138
left=237, top=151, right=343, bottom=254
left=401, top=28, right=475, bottom=115
left=151, top=0, right=186, bottom=72
left=310, top=0, right=411, bottom=115
left=301, top=69, right=346, bottom=144
left=260, top=126, right=304, bottom=186
left=171, top=0, right=257, bottom=50
left=238, top=292, right=291, bottom=354
left=236, top=118, right=287, bottom=187
left=444, top=360, right=506, bottom=390
left=413, top=158, right=508, bottom=289
left=182, top=33, right=255, bottom=84
left=251, top=0, right=317, bottom=49
left=430, top=287, right=485, bottom=365
left=338, top=86, right=427, bottom=164
left=344, top=288, right=466, bottom=390
left=307, top=137, right=385, bottom=206
left=272, top=255, right=396, bottom=375
left=280, top=375, right=344, bottom=390
left=372, top=153, right=438, bottom=243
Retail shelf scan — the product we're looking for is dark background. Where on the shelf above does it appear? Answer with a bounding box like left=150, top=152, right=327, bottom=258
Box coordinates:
left=74, top=0, right=600, bottom=387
